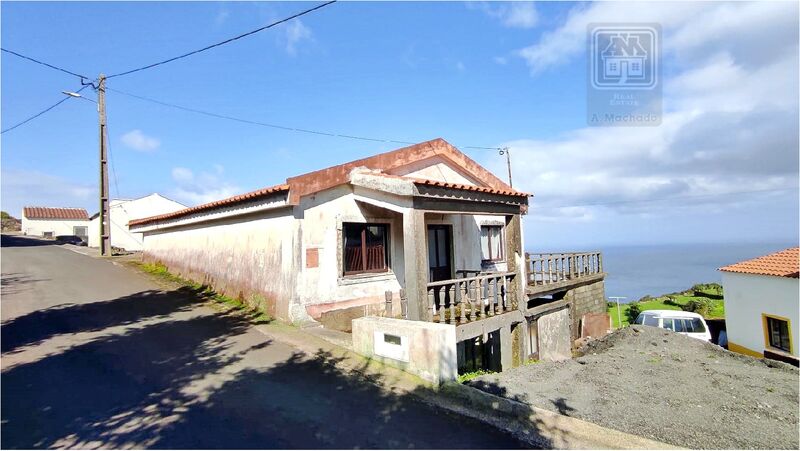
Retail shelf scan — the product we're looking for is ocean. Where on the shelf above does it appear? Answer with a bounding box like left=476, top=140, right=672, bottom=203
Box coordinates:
left=533, top=242, right=796, bottom=303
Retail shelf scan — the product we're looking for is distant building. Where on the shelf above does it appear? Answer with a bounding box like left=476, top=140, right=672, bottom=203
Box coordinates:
left=88, top=193, right=185, bottom=251
left=21, top=207, right=90, bottom=239
left=720, top=247, right=799, bottom=363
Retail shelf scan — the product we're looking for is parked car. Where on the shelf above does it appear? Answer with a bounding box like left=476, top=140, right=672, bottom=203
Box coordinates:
left=633, top=310, right=712, bottom=342
left=55, top=235, right=86, bottom=246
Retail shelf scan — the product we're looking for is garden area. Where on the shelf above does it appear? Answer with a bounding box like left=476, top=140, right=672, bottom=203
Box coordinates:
left=607, top=283, right=724, bottom=328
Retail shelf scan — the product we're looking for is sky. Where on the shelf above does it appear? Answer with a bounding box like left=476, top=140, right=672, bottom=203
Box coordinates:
left=2, top=1, right=798, bottom=248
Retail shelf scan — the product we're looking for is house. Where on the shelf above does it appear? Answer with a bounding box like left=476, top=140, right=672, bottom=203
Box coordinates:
left=720, top=247, right=799, bottom=365
left=602, top=34, right=647, bottom=78
left=129, top=139, right=607, bottom=382
left=21, top=207, right=90, bottom=240
left=88, top=193, right=185, bottom=251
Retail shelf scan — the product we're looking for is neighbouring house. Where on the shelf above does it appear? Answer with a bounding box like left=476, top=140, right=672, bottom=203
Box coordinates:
left=720, top=247, right=799, bottom=365
left=129, top=139, right=607, bottom=382
left=21, top=207, right=90, bottom=240
left=88, top=193, right=185, bottom=251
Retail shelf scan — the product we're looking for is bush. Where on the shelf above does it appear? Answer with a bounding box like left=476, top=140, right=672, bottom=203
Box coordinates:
left=663, top=296, right=679, bottom=306
left=682, top=299, right=711, bottom=317
left=626, top=303, right=642, bottom=324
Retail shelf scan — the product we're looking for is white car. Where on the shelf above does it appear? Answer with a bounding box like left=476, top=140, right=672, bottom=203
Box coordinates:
left=633, top=310, right=712, bottom=342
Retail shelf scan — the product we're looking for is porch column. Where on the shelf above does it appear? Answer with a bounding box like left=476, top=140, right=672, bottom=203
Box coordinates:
left=403, top=209, right=429, bottom=321
left=504, top=214, right=525, bottom=312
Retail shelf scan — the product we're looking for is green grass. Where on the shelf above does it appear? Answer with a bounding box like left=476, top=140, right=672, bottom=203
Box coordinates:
left=135, top=261, right=273, bottom=325
left=608, top=291, right=725, bottom=328
left=457, top=369, right=495, bottom=383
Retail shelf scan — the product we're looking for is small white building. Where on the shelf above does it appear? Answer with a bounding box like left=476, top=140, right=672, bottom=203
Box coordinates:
left=21, top=207, right=90, bottom=239
left=88, top=193, right=185, bottom=251
left=720, top=247, right=799, bottom=362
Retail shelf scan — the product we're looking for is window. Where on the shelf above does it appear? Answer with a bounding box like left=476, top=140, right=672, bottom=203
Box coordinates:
left=766, top=316, right=791, bottom=352
left=343, top=223, right=389, bottom=275
left=480, top=225, right=503, bottom=262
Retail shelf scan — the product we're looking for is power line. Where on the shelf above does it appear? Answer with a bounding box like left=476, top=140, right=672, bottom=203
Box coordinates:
left=105, top=86, right=503, bottom=151
left=533, top=187, right=798, bottom=209
left=106, top=1, right=337, bottom=79
left=1, top=84, right=90, bottom=134
left=1, top=48, right=90, bottom=81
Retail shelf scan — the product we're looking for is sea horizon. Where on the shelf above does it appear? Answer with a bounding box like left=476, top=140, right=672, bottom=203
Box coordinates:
left=528, top=240, right=797, bottom=303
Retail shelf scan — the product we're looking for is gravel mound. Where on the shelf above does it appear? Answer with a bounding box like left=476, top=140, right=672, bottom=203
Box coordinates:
left=469, top=326, right=799, bottom=449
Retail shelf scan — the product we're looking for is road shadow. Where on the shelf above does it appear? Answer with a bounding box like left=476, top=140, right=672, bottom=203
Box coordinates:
left=1, top=235, right=55, bottom=247
left=1, top=290, right=537, bottom=449
left=0, top=272, right=50, bottom=296
left=1, top=287, right=201, bottom=354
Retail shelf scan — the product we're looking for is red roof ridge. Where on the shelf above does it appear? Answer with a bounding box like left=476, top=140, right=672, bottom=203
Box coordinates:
left=22, top=206, right=90, bottom=220
left=719, top=247, right=800, bottom=278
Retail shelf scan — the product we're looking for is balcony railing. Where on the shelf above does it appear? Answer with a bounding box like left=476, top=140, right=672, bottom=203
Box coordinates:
left=426, top=271, right=518, bottom=324
left=526, top=252, right=603, bottom=287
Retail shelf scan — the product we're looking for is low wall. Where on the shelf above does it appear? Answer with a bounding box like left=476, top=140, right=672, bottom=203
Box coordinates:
left=352, top=316, right=457, bottom=384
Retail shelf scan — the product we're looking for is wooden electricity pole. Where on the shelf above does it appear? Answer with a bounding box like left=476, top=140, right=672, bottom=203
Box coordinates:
left=97, top=74, right=111, bottom=256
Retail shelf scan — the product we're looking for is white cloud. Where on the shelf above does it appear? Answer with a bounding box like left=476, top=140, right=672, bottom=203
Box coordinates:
left=284, top=20, right=312, bottom=56
left=483, top=1, right=799, bottom=224
left=120, top=129, right=160, bottom=152
left=471, top=2, right=539, bottom=29
left=169, top=165, right=241, bottom=206
left=1, top=169, right=95, bottom=217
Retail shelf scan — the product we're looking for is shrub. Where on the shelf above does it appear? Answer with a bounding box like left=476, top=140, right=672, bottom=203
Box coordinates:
left=682, top=299, right=711, bottom=317
left=626, top=303, right=642, bottom=323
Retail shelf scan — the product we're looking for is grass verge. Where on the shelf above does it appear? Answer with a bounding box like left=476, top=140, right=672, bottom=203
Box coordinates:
left=133, top=261, right=272, bottom=325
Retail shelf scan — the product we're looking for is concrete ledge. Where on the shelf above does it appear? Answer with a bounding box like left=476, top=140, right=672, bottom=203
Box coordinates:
left=437, top=382, right=681, bottom=450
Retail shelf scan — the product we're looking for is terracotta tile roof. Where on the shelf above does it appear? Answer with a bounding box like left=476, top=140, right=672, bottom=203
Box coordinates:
left=23, top=207, right=89, bottom=220
left=719, top=247, right=800, bottom=278
left=130, top=138, right=527, bottom=227
left=128, top=184, right=289, bottom=226
left=409, top=177, right=530, bottom=197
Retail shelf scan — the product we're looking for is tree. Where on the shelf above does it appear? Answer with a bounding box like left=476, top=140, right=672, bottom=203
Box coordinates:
left=626, top=303, right=642, bottom=324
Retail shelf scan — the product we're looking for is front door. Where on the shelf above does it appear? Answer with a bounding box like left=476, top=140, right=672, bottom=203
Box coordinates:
left=427, top=225, right=452, bottom=282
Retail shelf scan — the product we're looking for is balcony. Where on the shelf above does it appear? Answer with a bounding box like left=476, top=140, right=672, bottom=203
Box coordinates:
left=526, top=251, right=605, bottom=297
left=426, top=271, right=518, bottom=325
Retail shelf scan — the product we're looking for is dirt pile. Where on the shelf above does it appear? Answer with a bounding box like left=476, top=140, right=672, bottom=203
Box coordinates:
left=471, top=326, right=799, bottom=449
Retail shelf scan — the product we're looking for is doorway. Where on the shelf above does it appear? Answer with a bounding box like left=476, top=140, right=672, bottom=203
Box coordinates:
left=427, top=225, right=452, bottom=282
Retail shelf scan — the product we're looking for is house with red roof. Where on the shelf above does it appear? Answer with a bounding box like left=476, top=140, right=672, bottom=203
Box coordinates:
left=720, top=247, right=799, bottom=363
left=21, top=206, right=90, bottom=240
left=129, top=138, right=607, bottom=382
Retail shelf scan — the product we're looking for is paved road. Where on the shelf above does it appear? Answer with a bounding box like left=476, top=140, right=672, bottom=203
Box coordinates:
left=1, top=235, right=526, bottom=449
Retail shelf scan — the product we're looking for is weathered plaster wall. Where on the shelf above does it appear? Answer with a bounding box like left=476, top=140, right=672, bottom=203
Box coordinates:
left=388, top=156, right=480, bottom=186
left=293, top=185, right=406, bottom=325
left=142, top=208, right=299, bottom=320
left=21, top=217, right=89, bottom=237
left=427, top=213, right=509, bottom=275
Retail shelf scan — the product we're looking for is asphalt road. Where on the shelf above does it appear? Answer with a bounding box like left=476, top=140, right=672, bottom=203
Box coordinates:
left=1, top=234, right=526, bottom=449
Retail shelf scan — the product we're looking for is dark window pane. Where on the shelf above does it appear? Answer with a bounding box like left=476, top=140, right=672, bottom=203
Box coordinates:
left=344, top=224, right=363, bottom=273
left=690, top=318, right=705, bottom=333
left=768, top=317, right=790, bottom=352
left=365, top=225, right=387, bottom=271
left=427, top=229, right=437, bottom=266
left=673, top=319, right=685, bottom=332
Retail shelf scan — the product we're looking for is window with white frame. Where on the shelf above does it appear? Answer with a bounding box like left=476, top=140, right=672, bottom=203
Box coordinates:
left=480, top=225, right=503, bottom=262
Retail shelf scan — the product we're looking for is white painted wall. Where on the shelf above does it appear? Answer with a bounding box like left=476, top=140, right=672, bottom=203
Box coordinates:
left=722, top=271, right=799, bottom=356
left=21, top=216, right=89, bottom=238
left=89, top=194, right=185, bottom=250
left=142, top=206, right=300, bottom=320
left=388, top=156, right=480, bottom=186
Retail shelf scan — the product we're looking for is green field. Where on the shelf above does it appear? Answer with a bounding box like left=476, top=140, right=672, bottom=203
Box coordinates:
left=608, top=285, right=725, bottom=328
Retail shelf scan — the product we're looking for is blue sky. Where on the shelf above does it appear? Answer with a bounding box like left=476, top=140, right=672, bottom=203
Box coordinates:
left=2, top=1, right=798, bottom=248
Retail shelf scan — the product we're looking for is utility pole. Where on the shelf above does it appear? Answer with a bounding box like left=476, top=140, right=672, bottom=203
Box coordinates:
left=98, top=74, right=111, bottom=256
left=499, top=147, right=513, bottom=187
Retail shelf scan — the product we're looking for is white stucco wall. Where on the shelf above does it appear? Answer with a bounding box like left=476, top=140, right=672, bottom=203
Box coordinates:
left=89, top=194, right=186, bottom=250
left=21, top=217, right=89, bottom=238
left=388, top=156, right=480, bottom=186
left=722, top=271, right=799, bottom=356
left=142, top=206, right=300, bottom=320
